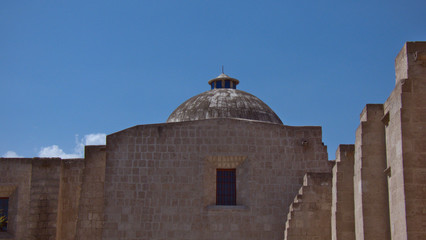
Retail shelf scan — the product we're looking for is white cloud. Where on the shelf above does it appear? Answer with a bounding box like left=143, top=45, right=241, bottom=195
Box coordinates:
left=2, top=151, right=23, bottom=158
left=38, top=133, right=106, bottom=159
left=84, top=133, right=107, bottom=145
left=38, top=145, right=81, bottom=159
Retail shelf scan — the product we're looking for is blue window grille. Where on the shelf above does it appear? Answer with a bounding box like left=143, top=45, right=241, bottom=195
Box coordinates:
left=216, top=169, right=236, bottom=205
left=216, top=81, right=222, bottom=88
left=0, top=198, right=8, bottom=232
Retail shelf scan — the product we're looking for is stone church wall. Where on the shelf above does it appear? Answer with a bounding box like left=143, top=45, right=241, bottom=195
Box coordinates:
left=284, top=172, right=332, bottom=240
left=385, top=42, right=426, bottom=240
left=1, top=42, right=424, bottom=240
left=56, top=158, right=84, bottom=240
left=0, top=151, right=104, bottom=240
left=28, top=159, right=62, bottom=240
left=0, top=158, right=69, bottom=240
left=75, top=146, right=106, bottom=240
left=283, top=42, right=426, bottom=240
left=331, top=145, right=355, bottom=240
left=353, top=104, right=390, bottom=240
left=0, top=158, right=32, bottom=239
left=102, top=118, right=331, bottom=240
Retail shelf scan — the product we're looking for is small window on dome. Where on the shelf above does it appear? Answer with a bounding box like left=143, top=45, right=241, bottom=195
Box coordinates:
left=225, top=80, right=231, bottom=88
left=211, top=83, right=214, bottom=89
left=233, top=84, right=236, bottom=89
left=216, top=81, right=222, bottom=88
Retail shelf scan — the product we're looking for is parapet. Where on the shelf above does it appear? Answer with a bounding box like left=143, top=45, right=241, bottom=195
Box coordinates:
left=359, top=104, right=384, bottom=122
left=395, top=41, right=426, bottom=84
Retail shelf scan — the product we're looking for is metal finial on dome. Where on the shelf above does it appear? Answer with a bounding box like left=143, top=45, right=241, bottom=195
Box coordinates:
left=208, top=69, right=240, bottom=90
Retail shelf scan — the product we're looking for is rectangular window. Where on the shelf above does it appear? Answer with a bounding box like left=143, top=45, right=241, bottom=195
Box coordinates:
left=0, top=198, right=8, bottom=232
left=225, top=80, right=231, bottom=88
left=216, top=81, right=222, bottom=88
left=216, top=169, right=236, bottom=205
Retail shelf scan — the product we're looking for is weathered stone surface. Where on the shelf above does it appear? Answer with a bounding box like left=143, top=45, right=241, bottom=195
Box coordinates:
left=354, top=104, right=390, bottom=240
left=0, top=42, right=425, bottom=240
left=0, top=158, right=32, bottom=239
left=75, top=146, right=106, bottom=240
left=56, top=158, right=84, bottom=240
left=284, top=172, right=332, bottom=240
left=102, top=118, right=329, bottom=240
left=167, top=89, right=283, bottom=124
left=28, top=159, right=62, bottom=240
left=386, top=41, right=426, bottom=240
left=331, top=145, right=355, bottom=240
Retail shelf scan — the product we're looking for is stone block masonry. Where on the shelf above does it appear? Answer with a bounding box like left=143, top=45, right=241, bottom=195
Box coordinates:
left=28, top=159, right=62, bottom=240
left=56, top=158, right=84, bottom=240
left=0, top=158, right=68, bottom=240
left=385, top=42, right=426, bottom=240
left=1, top=41, right=424, bottom=240
left=284, top=172, right=332, bottom=240
left=0, top=158, right=32, bottom=239
left=102, top=118, right=331, bottom=240
left=331, top=145, right=355, bottom=240
left=354, top=104, right=390, bottom=240
left=75, top=146, right=106, bottom=240
left=281, top=42, right=426, bottom=240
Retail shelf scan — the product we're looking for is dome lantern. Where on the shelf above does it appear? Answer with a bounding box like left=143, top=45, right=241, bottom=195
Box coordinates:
left=167, top=73, right=282, bottom=124
left=207, top=73, right=240, bottom=89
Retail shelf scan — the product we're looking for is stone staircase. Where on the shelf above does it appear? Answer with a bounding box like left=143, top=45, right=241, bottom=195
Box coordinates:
left=284, top=172, right=332, bottom=240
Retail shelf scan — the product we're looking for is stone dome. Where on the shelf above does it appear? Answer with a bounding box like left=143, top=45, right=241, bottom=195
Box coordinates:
left=167, top=74, right=283, bottom=124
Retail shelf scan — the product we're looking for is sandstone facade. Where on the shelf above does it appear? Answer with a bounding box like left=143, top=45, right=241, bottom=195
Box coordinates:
left=284, top=42, right=426, bottom=240
left=0, top=42, right=425, bottom=240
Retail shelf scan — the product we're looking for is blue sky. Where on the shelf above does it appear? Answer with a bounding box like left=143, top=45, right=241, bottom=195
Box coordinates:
left=1, top=0, right=425, bottom=158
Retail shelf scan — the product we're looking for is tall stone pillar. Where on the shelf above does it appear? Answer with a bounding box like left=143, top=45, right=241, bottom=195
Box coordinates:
left=354, top=104, right=390, bottom=240
left=384, top=42, right=426, bottom=240
left=331, top=144, right=355, bottom=240
left=75, top=145, right=107, bottom=240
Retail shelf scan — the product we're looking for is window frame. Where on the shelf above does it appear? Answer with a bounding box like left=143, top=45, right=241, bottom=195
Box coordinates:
left=216, top=168, right=237, bottom=205
left=0, top=197, right=8, bottom=232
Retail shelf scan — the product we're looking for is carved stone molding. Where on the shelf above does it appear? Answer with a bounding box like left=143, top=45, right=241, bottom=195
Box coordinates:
left=206, top=156, right=247, bottom=169
left=0, top=185, right=17, bottom=197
